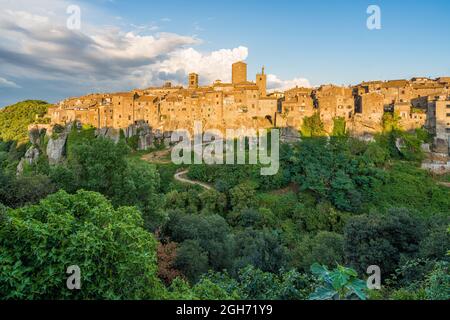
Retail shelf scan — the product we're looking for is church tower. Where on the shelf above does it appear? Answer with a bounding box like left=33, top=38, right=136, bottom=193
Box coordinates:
left=232, top=61, right=247, bottom=84
left=189, top=73, right=199, bottom=89
left=256, top=66, right=267, bottom=97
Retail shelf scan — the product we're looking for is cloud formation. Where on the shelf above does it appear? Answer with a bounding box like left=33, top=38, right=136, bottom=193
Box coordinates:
left=267, top=74, right=311, bottom=92
left=0, top=1, right=310, bottom=104
left=0, top=77, right=20, bottom=88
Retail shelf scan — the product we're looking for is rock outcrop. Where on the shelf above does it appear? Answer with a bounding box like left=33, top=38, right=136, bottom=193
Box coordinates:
left=280, top=127, right=301, bottom=143
left=433, top=137, right=449, bottom=155
left=47, top=133, right=68, bottom=165
left=96, top=127, right=121, bottom=144
left=17, top=146, right=40, bottom=175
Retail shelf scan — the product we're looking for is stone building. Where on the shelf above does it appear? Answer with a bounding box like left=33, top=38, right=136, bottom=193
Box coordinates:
left=47, top=64, right=450, bottom=153
left=427, top=96, right=450, bottom=154
left=49, top=61, right=279, bottom=136
left=349, top=92, right=385, bottom=135
left=279, top=87, right=315, bottom=128
left=314, top=85, right=354, bottom=133
left=380, top=80, right=413, bottom=107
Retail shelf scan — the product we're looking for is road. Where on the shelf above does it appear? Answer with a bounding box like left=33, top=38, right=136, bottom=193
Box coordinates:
left=173, top=170, right=213, bottom=190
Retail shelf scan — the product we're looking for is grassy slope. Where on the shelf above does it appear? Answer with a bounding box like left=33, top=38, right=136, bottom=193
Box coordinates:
left=0, top=100, right=50, bottom=143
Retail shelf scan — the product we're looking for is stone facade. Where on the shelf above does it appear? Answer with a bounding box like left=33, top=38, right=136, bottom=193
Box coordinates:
left=48, top=62, right=277, bottom=136
left=427, top=97, right=450, bottom=154
left=47, top=65, right=450, bottom=154
left=232, top=61, right=247, bottom=85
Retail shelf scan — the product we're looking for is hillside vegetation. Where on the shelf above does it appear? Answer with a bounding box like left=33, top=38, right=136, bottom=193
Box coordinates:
left=0, top=110, right=448, bottom=300
left=0, top=100, right=50, bottom=143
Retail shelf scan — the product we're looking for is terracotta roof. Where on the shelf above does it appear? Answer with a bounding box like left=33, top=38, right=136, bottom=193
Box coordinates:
left=382, top=80, right=409, bottom=88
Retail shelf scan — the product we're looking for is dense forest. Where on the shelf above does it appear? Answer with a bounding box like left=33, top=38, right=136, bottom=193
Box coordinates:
left=0, top=101, right=449, bottom=300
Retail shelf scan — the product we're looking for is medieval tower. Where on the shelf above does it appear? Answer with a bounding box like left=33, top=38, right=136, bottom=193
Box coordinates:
left=232, top=61, right=247, bottom=84
left=189, top=73, right=199, bottom=89
left=256, top=66, right=267, bottom=97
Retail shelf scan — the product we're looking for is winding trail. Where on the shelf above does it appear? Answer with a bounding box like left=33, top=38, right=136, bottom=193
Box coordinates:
left=142, top=140, right=223, bottom=190
left=174, top=170, right=213, bottom=190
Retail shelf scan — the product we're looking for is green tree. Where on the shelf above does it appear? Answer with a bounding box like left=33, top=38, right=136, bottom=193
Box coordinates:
left=301, top=113, right=326, bottom=137
left=163, top=211, right=234, bottom=272
left=424, top=261, right=449, bottom=300
left=233, top=228, right=288, bottom=274
left=0, top=190, right=165, bottom=299
left=0, top=100, right=49, bottom=143
left=332, top=117, right=346, bottom=137
left=309, top=263, right=367, bottom=300
left=344, top=208, right=425, bottom=276
left=63, top=133, right=164, bottom=229
left=294, top=232, right=345, bottom=271
left=199, top=189, right=227, bottom=215
left=175, top=240, right=209, bottom=283
left=230, top=182, right=257, bottom=212
left=0, top=172, right=56, bottom=208
left=382, top=112, right=401, bottom=132
left=290, top=137, right=383, bottom=212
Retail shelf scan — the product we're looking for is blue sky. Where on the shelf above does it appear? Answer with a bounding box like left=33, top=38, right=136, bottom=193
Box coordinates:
left=0, top=0, right=449, bottom=106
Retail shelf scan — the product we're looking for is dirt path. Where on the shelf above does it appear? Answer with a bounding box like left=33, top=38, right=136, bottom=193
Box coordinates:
left=438, top=182, right=450, bottom=188
left=140, top=148, right=172, bottom=164
left=142, top=141, right=221, bottom=190
left=174, top=170, right=213, bottom=190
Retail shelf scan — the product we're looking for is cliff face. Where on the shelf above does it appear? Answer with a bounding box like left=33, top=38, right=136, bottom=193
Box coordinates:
left=16, top=146, right=40, bottom=176
left=16, top=121, right=166, bottom=175
left=47, top=133, right=68, bottom=165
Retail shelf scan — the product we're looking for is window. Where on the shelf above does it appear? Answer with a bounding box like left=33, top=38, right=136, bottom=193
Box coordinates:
left=447, top=105, right=450, bottom=109
left=447, top=113, right=450, bottom=117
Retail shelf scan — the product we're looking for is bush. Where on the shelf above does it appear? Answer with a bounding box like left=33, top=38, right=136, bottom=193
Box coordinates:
left=233, top=228, right=288, bottom=274
left=0, top=100, right=49, bottom=143
left=344, top=208, right=425, bottom=276
left=0, top=190, right=164, bottom=299
left=301, top=113, right=326, bottom=137
left=175, top=240, right=209, bottom=284
left=163, top=211, right=234, bottom=272
left=293, top=232, right=345, bottom=271
left=0, top=172, right=56, bottom=208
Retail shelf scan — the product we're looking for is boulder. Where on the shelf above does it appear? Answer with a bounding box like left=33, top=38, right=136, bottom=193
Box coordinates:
left=96, top=127, right=120, bottom=143
left=105, top=128, right=121, bottom=144
left=16, top=146, right=40, bottom=175
left=395, top=138, right=406, bottom=153
left=280, top=127, right=301, bottom=143
left=421, top=143, right=431, bottom=153
left=47, top=133, right=67, bottom=165
left=433, top=137, right=449, bottom=155
left=138, top=132, right=154, bottom=150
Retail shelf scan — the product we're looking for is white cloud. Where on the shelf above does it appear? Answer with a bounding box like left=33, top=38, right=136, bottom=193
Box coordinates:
left=156, top=46, right=249, bottom=85
left=0, top=1, right=310, bottom=99
left=267, top=74, right=311, bottom=92
left=0, top=77, right=20, bottom=88
left=0, top=6, right=201, bottom=88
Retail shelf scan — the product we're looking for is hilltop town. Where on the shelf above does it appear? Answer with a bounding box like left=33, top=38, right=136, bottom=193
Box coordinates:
left=46, top=62, right=450, bottom=155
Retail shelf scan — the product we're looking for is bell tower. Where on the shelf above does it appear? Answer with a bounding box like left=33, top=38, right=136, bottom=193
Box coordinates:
left=232, top=61, right=247, bottom=84
left=256, top=66, right=267, bottom=97
left=189, top=73, right=199, bottom=89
